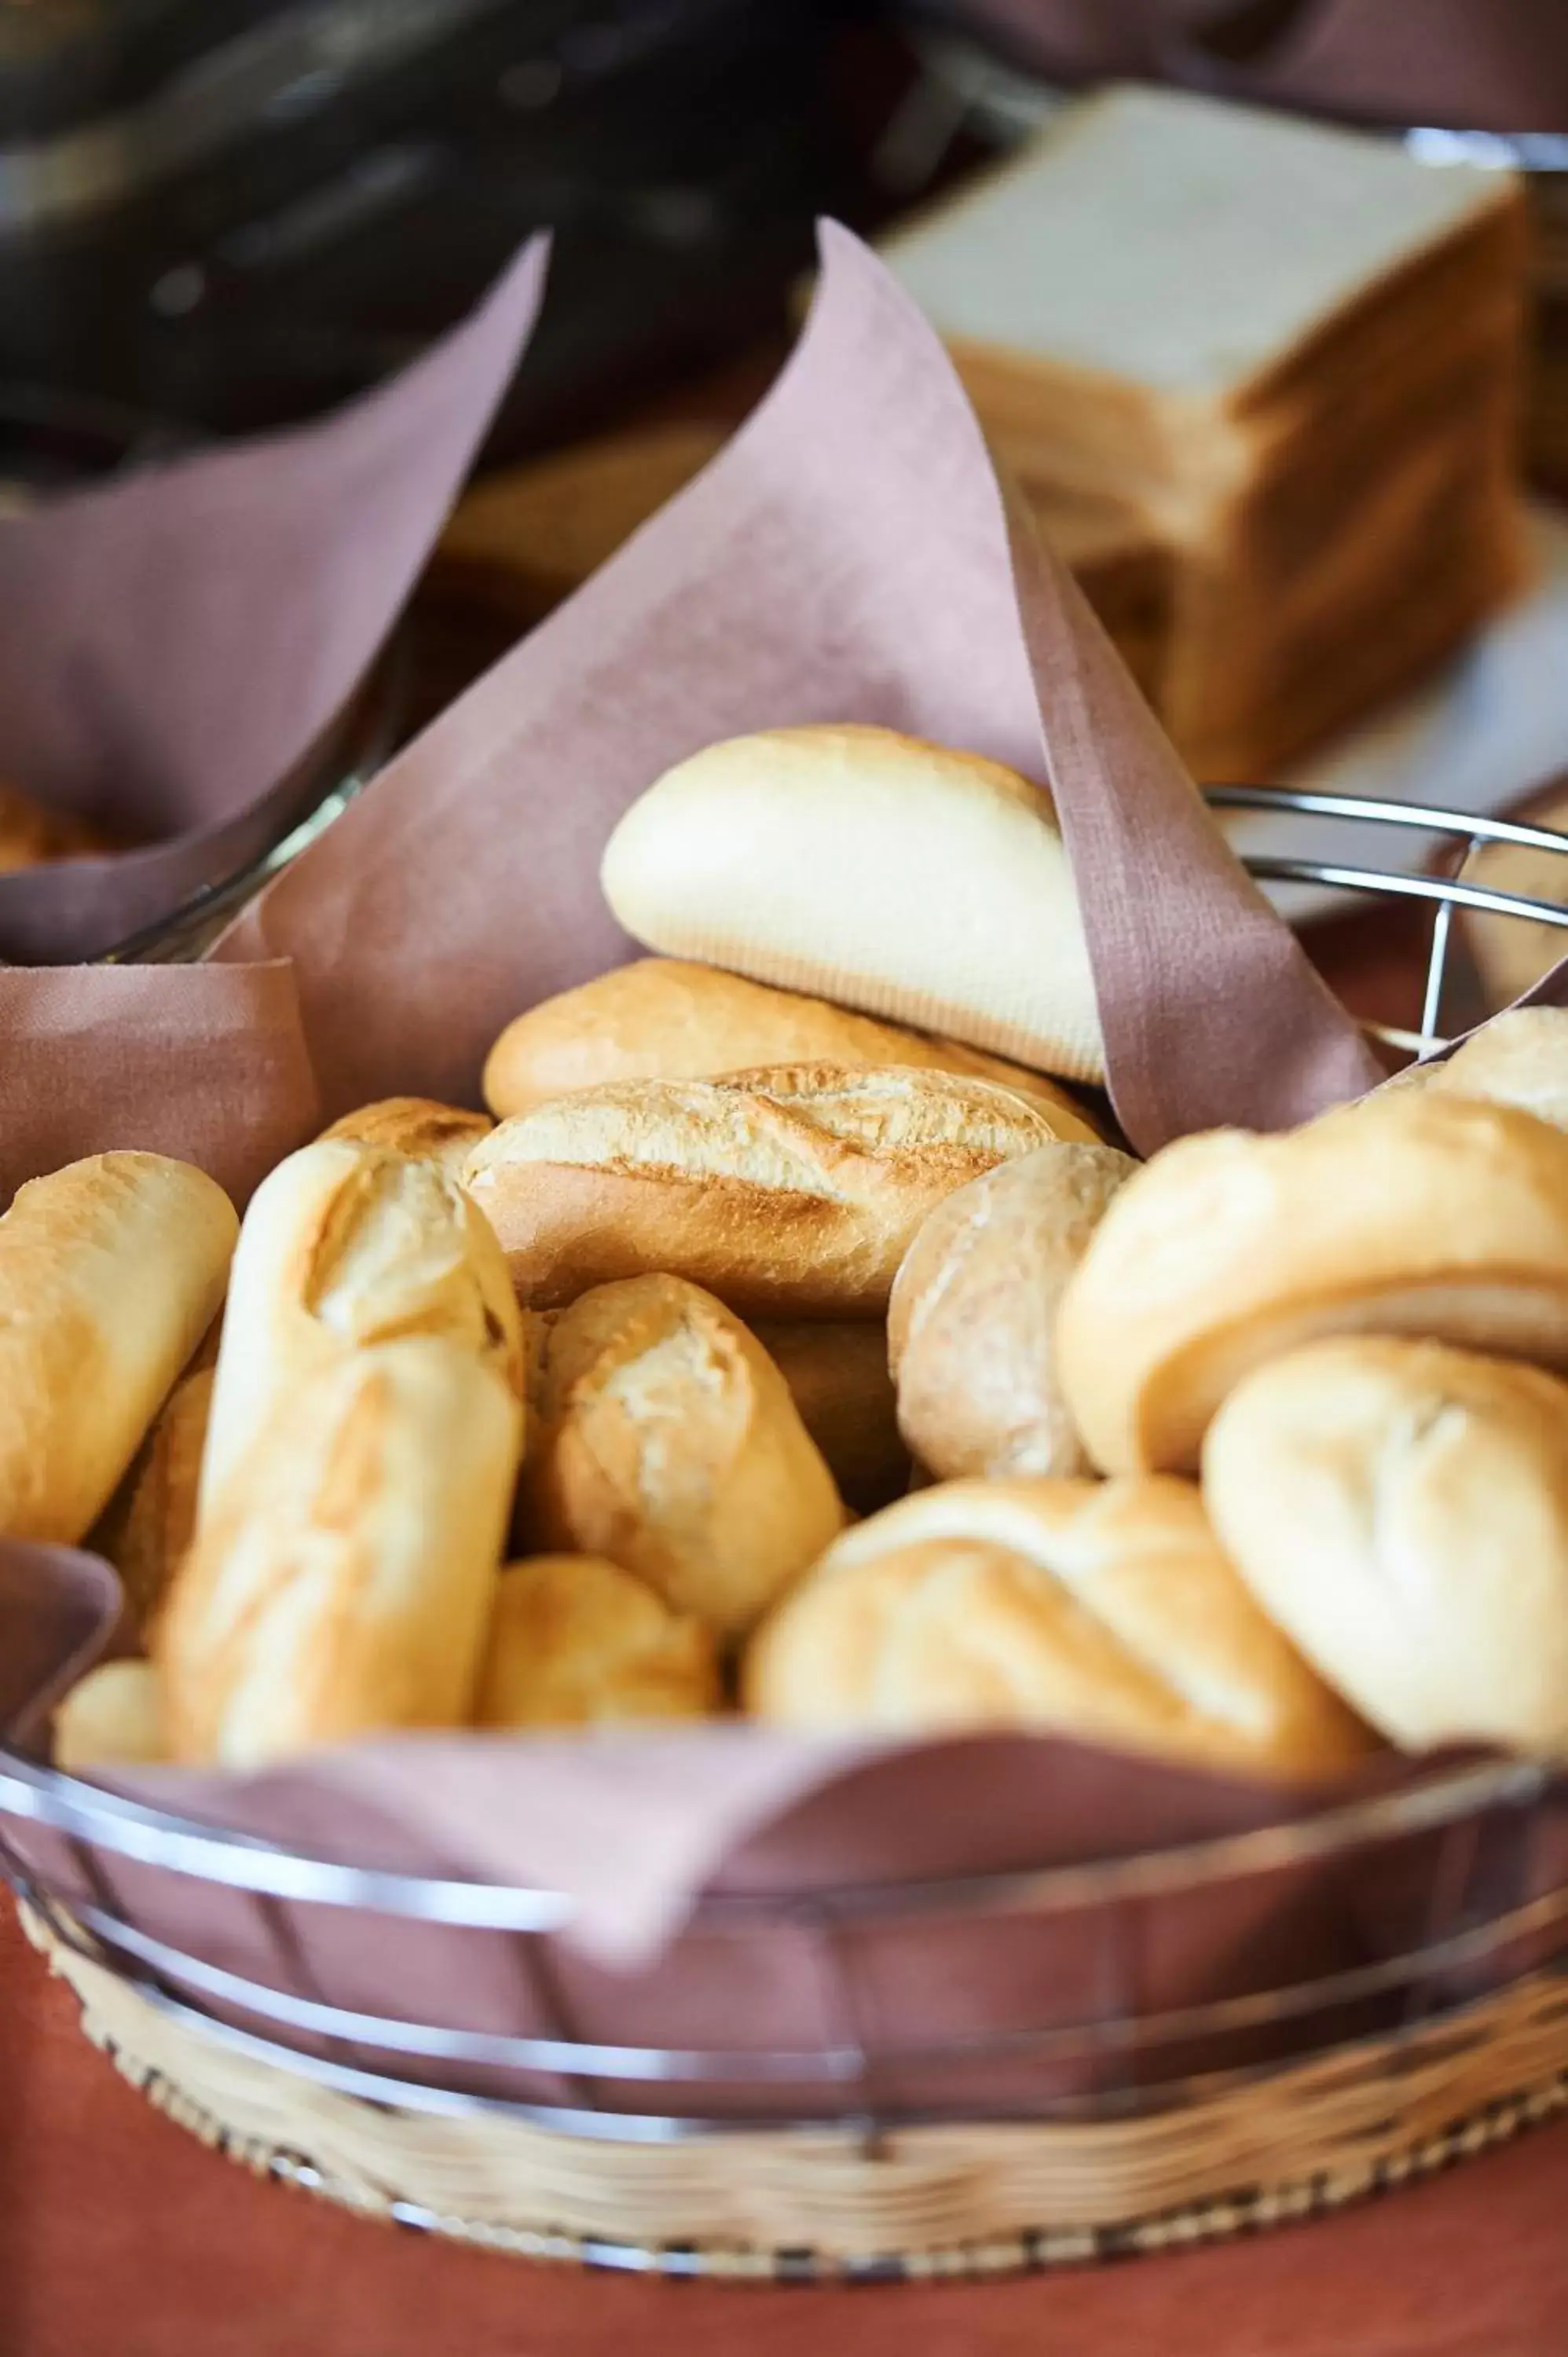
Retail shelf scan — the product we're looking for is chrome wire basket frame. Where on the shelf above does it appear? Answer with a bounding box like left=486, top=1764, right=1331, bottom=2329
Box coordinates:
left=4, top=782, right=1568, bottom=2161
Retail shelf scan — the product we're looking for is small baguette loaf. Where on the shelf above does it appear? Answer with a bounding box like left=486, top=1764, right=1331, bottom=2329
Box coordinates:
left=53, top=1661, right=166, bottom=1772
left=161, top=1336, right=524, bottom=1768
left=744, top=1477, right=1372, bottom=1775
left=465, top=1065, right=1072, bottom=1316
left=1057, top=1092, right=1568, bottom=1475
left=482, top=958, right=1102, bottom=1136
left=523, top=1275, right=846, bottom=1634
left=199, top=1139, right=524, bottom=1519
left=1402, top=1009, right=1568, bottom=1135
left=749, top=1319, right=907, bottom=1511
left=319, top=1096, right=493, bottom=1174
left=475, top=1556, right=720, bottom=1728
left=600, top=726, right=1104, bottom=1083
left=889, top=1142, right=1136, bottom=1481
left=0, top=1153, right=236, bottom=1545
left=91, top=1367, right=214, bottom=1633
left=1203, top=1337, right=1568, bottom=1754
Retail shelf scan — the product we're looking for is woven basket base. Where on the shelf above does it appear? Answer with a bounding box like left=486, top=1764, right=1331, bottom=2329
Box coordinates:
left=32, top=1917, right=1568, bottom=2283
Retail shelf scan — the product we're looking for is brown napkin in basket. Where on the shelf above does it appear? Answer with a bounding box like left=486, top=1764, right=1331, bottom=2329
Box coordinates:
left=0, top=238, right=547, bottom=966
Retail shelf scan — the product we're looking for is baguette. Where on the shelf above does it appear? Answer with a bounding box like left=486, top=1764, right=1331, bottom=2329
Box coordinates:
left=482, top=958, right=1102, bottom=1136
left=745, top=1476, right=1372, bottom=1775
left=199, top=1139, right=523, bottom=1519
left=1057, top=1092, right=1568, bottom=1474
left=161, top=1336, right=523, bottom=1767
left=599, top=727, right=1103, bottom=1083
left=465, top=1064, right=1072, bottom=1316
left=53, top=1661, right=166, bottom=1772
left=319, top=1096, right=493, bottom=1174
left=91, top=1367, right=213, bottom=1634
left=523, top=1275, right=846, bottom=1635
left=475, top=1556, right=720, bottom=1728
left=0, top=1153, right=236, bottom=1545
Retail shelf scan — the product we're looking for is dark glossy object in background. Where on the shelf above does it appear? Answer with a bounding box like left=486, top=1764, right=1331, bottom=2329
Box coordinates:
left=0, top=1, right=864, bottom=460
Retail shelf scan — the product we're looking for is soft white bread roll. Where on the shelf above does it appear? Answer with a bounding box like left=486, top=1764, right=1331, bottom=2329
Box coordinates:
left=482, top=958, right=1102, bottom=1136
left=889, top=1142, right=1137, bottom=1482
left=745, top=1477, right=1372, bottom=1775
left=1401, top=1009, right=1568, bottom=1135
left=91, top=1366, right=213, bottom=1634
left=199, top=1139, right=524, bottom=1519
left=600, top=727, right=1104, bottom=1083
left=319, top=1096, right=493, bottom=1173
left=1203, top=1337, right=1568, bottom=1754
left=523, top=1275, right=846, bottom=1635
left=465, top=1064, right=1072, bottom=1317
left=161, top=1336, right=524, bottom=1768
left=53, top=1661, right=166, bottom=1772
left=475, top=1556, right=720, bottom=1728
left=749, top=1319, right=907, bottom=1512
left=0, top=1153, right=236, bottom=1545
left=1057, top=1092, right=1568, bottom=1475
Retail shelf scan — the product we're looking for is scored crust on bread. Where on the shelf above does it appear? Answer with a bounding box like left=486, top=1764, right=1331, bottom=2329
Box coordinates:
left=318, top=1096, right=493, bottom=1175
left=465, top=1063, right=1073, bottom=1315
left=600, top=726, right=1104, bottom=1083
left=1057, top=1091, right=1568, bottom=1475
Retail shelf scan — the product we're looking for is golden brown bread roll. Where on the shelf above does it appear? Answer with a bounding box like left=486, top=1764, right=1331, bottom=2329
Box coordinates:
left=1203, top=1336, right=1568, bottom=1754
left=749, top=1319, right=907, bottom=1512
left=464, top=1064, right=1072, bottom=1317
left=744, top=1477, right=1372, bottom=1775
left=523, top=1275, right=846, bottom=1635
left=1057, top=1092, right=1568, bottom=1475
left=161, top=1336, right=524, bottom=1768
left=199, top=1138, right=524, bottom=1519
left=318, top=1096, right=493, bottom=1174
left=90, top=1367, right=213, bottom=1634
left=475, top=1556, right=720, bottom=1728
left=1400, top=1009, right=1568, bottom=1135
left=600, top=726, right=1104, bottom=1083
left=53, top=1661, right=166, bottom=1772
left=0, top=1153, right=236, bottom=1545
left=889, top=1142, right=1137, bottom=1481
left=482, top=958, right=1102, bottom=1137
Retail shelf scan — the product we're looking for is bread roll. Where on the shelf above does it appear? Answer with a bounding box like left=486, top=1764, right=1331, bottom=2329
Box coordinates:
left=1203, top=1336, right=1568, bottom=1754
left=482, top=958, right=1102, bottom=1137
left=475, top=1556, right=720, bottom=1728
left=889, top=1142, right=1136, bottom=1481
left=523, top=1275, right=845, bottom=1635
left=749, top=1319, right=907, bottom=1511
left=319, top=1096, right=493, bottom=1174
left=600, top=727, right=1103, bottom=1083
left=464, top=1064, right=1071, bottom=1317
left=199, top=1139, right=523, bottom=1519
left=0, top=1153, right=236, bottom=1545
left=161, top=1336, right=523, bottom=1768
left=1402, top=1009, right=1568, bottom=1135
left=745, top=1477, right=1371, bottom=1775
left=53, top=1662, right=165, bottom=1772
left=1057, top=1092, right=1568, bottom=1475
left=91, top=1367, right=213, bottom=1633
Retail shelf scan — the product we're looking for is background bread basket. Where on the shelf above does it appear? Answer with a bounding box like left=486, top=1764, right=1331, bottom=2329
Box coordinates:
left=5, top=225, right=1568, bottom=2283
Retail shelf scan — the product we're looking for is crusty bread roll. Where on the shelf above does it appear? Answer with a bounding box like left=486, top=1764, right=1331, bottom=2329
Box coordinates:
left=889, top=1142, right=1136, bottom=1482
left=53, top=1662, right=166, bottom=1772
left=1057, top=1092, right=1568, bottom=1475
left=91, top=1367, right=213, bottom=1634
left=161, top=1336, right=524, bottom=1768
left=319, top=1096, right=493, bottom=1174
left=523, top=1275, right=845, bottom=1635
left=1399, top=1009, right=1568, bottom=1135
left=475, top=1556, right=720, bottom=1728
left=1204, top=1336, right=1568, bottom=1754
left=749, top=1319, right=907, bottom=1511
left=199, top=1139, right=524, bottom=1519
left=0, top=1153, right=236, bottom=1545
left=745, top=1477, right=1372, bottom=1775
left=482, top=958, right=1103, bottom=1137
left=464, top=1065, right=1072, bottom=1316
left=600, top=727, right=1103, bottom=1083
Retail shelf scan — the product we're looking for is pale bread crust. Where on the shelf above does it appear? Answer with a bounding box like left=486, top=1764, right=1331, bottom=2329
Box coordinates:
left=476, top=1556, right=719, bottom=1728
left=319, top=1097, right=493, bottom=1175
